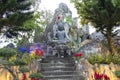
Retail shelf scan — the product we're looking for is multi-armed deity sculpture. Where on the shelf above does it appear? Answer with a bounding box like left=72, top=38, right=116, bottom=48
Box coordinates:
left=47, top=3, right=72, bottom=44
left=44, top=3, right=73, bottom=57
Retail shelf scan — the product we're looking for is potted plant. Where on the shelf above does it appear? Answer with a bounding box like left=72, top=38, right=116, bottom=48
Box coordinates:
left=29, top=73, right=44, bottom=80
left=19, top=66, right=29, bottom=80
left=115, top=70, right=120, bottom=78
left=19, top=66, right=29, bottom=73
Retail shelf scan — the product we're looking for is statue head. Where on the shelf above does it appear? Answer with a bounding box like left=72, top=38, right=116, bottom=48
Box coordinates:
left=57, top=22, right=64, bottom=31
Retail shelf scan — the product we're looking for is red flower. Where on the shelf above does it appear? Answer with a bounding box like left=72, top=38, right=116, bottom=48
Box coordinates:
left=35, top=49, right=39, bottom=54
left=74, top=52, right=83, bottom=57
left=22, top=73, right=26, bottom=80
left=94, top=72, right=103, bottom=79
left=103, top=74, right=110, bottom=80
left=35, top=49, right=44, bottom=56
left=94, top=72, right=110, bottom=80
left=31, top=78, right=35, bottom=80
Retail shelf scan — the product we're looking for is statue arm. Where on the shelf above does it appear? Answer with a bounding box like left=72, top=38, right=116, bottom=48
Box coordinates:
left=65, top=32, right=70, bottom=41
left=47, top=32, right=51, bottom=41
left=53, top=24, right=58, bottom=38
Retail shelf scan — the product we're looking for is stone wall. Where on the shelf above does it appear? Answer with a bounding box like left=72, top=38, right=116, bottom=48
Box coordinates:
left=0, top=68, right=31, bottom=80
left=76, top=58, right=120, bottom=80
left=0, top=60, right=39, bottom=80
left=79, top=40, right=109, bottom=56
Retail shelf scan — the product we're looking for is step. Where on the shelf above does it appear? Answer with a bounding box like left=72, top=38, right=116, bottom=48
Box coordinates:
left=44, top=74, right=84, bottom=80
left=38, top=55, right=86, bottom=80
left=44, top=56, right=74, bottom=60
left=45, top=55, right=73, bottom=58
left=42, top=58, right=75, bottom=63
left=40, top=63, right=75, bottom=67
left=41, top=67, right=75, bottom=71
left=46, top=77, right=85, bottom=80
left=46, top=79, right=80, bottom=80
left=42, top=71, right=78, bottom=76
left=44, top=57, right=74, bottom=60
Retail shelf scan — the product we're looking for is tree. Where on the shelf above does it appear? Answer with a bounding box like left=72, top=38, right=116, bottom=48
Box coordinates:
left=16, top=12, right=43, bottom=46
left=112, top=0, right=120, bottom=7
left=15, top=10, right=53, bottom=44
left=71, top=0, right=120, bottom=54
left=0, top=0, right=35, bottom=37
left=33, top=10, right=53, bottom=43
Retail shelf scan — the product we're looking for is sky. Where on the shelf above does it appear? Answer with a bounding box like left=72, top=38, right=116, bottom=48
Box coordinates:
left=39, top=0, right=96, bottom=33
left=39, top=0, right=78, bottom=17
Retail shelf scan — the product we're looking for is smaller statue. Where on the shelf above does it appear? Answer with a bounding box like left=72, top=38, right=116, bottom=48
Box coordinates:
left=56, top=23, right=70, bottom=43
left=52, top=22, right=70, bottom=44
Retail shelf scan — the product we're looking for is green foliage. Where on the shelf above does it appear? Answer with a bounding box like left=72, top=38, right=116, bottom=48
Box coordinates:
left=71, top=0, right=120, bottom=27
left=19, top=66, right=29, bottom=73
left=116, top=46, right=120, bottom=53
left=68, top=27, right=82, bottom=53
left=2, top=61, right=15, bottom=66
left=14, top=59, right=27, bottom=65
left=13, top=52, right=32, bottom=65
left=29, top=73, right=44, bottom=78
left=21, top=12, right=40, bottom=31
left=115, top=70, right=120, bottom=78
left=22, top=54, right=32, bottom=64
left=112, top=0, right=120, bottom=7
left=0, top=47, right=34, bottom=79
left=71, top=0, right=120, bottom=54
left=87, top=54, right=105, bottom=64
left=87, top=53, right=120, bottom=64
left=38, top=10, right=53, bottom=29
left=102, top=54, right=112, bottom=64
left=33, top=10, right=53, bottom=42
left=112, top=54, right=120, bottom=65
left=0, top=48, right=17, bottom=58
left=0, top=0, right=35, bottom=37
left=9, top=55, right=16, bottom=62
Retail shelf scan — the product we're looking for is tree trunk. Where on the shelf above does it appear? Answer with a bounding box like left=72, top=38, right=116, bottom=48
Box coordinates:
left=106, top=30, right=116, bottom=54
